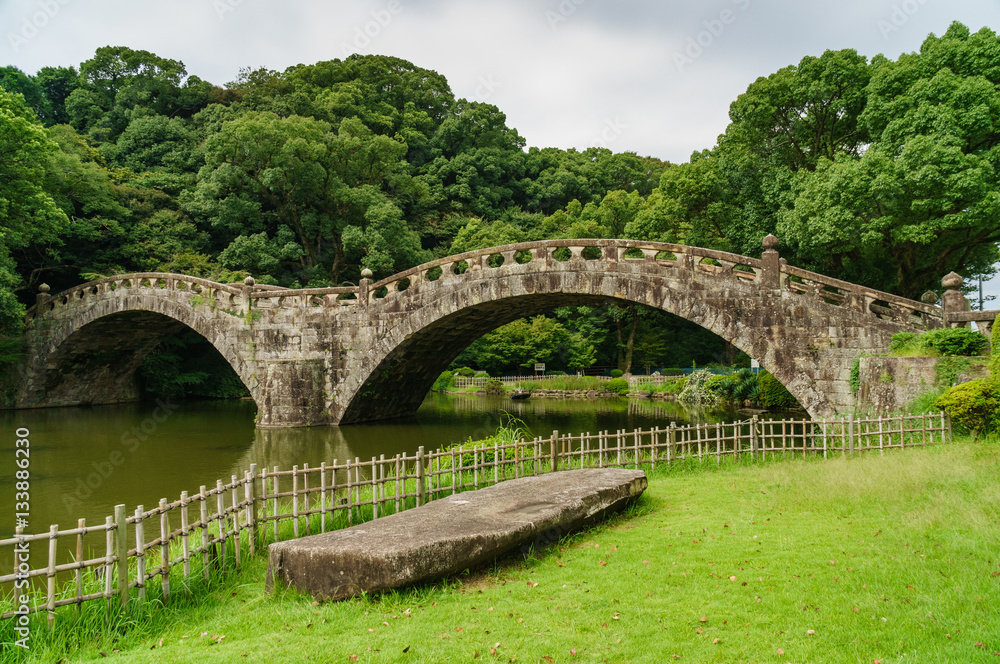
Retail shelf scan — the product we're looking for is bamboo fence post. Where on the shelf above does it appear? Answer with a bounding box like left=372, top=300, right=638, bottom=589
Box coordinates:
left=231, top=475, right=241, bottom=567
left=303, top=464, right=311, bottom=536
left=696, top=425, right=702, bottom=463
left=879, top=417, right=884, bottom=455
left=271, top=467, right=279, bottom=543
left=133, top=510, right=144, bottom=601
left=716, top=423, right=721, bottom=467
left=416, top=447, right=426, bottom=506
left=371, top=457, right=378, bottom=519
left=246, top=469, right=257, bottom=557
left=158, top=500, right=170, bottom=602
left=199, top=488, right=209, bottom=579
left=617, top=430, right=623, bottom=468
left=216, top=480, right=227, bottom=564
left=354, top=459, right=361, bottom=511
left=550, top=431, right=559, bottom=473
left=379, top=455, right=387, bottom=513
left=47, top=524, right=58, bottom=628
left=848, top=414, right=855, bottom=457
left=493, top=441, right=499, bottom=484
left=634, top=429, right=640, bottom=469
left=319, top=463, right=327, bottom=532
left=112, top=504, right=128, bottom=607
left=901, top=415, right=906, bottom=449
left=668, top=422, right=676, bottom=465
left=75, top=518, right=85, bottom=610
left=292, top=466, right=300, bottom=538
left=395, top=455, right=402, bottom=513
left=750, top=416, right=759, bottom=460
left=180, top=492, right=191, bottom=582
left=921, top=413, right=927, bottom=446
left=944, top=411, right=952, bottom=441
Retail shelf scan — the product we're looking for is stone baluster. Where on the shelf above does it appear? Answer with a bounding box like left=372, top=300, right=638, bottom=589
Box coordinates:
left=359, top=268, right=373, bottom=309
left=36, top=283, right=51, bottom=307
left=941, top=272, right=968, bottom=328
left=241, top=276, right=255, bottom=316
left=761, top=234, right=781, bottom=290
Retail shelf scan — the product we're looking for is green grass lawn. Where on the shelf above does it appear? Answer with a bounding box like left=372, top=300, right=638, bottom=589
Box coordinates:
left=11, top=439, right=1000, bottom=663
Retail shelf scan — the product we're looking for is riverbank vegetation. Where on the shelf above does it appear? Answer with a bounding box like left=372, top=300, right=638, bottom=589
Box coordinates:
left=3, top=22, right=1000, bottom=392
left=5, top=437, right=997, bottom=663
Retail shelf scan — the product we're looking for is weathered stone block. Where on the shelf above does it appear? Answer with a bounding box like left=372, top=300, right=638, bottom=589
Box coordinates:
left=266, top=468, right=647, bottom=601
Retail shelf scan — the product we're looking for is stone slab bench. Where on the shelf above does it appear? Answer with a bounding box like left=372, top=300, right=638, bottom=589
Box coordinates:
left=266, top=468, right=647, bottom=601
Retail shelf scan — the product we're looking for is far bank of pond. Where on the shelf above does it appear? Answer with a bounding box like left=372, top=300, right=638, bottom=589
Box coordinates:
left=0, top=393, right=795, bottom=546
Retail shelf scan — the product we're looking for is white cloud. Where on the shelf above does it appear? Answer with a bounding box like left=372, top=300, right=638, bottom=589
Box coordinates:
left=1, top=0, right=999, bottom=163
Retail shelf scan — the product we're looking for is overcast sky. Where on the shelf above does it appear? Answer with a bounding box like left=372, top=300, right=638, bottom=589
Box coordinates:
left=2, top=0, right=999, bottom=301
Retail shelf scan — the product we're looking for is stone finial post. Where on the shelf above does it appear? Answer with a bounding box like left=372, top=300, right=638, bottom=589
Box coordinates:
left=359, top=268, right=373, bottom=310
left=941, top=272, right=968, bottom=328
left=36, top=283, right=51, bottom=306
left=761, top=234, right=781, bottom=289
left=242, top=276, right=255, bottom=316
left=920, top=291, right=939, bottom=305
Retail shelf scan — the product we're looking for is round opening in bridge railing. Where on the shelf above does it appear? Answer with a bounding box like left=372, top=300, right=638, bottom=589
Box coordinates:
left=426, top=266, right=443, bottom=282
left=337, top=292, right=357, bottom=301
left=553, top=247, right=572, bottom=262
left=374, top=286, right=389, bottom=299
left=75, top=290, right=85, bottom=299
left=488, top=253, right=505, bottom=268
left=89, top=286, right=99, bottom=295
left=174, top=281, right=185, bottom=290
left=452, top=260, right=469, bottom=275
left=655, top=251, right=677, bottom=261
left=581, top=246, right=602, bottom=260
left=514, top=250, right=532, bottom=264
left=699, top=257, right=722, bottom=268
left=123, top=280, right=132, bottom=289
left=869, top=299, right=894, bottom=319
left=820, top=284, right=844, bottom=306
left=107, top=281, right=116, bottom=291
left=396, top=278, right=411, bottom=292
left=623, top=247, right=644, bottom=259
left=733, top=264, right=755, bottom=275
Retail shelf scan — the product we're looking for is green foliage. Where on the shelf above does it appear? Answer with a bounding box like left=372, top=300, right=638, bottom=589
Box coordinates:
left=136, top=332, right=249, bottom=399
left=850, top=356, right=862, bottom=395
left=454, top=366, right=477, bottom=377
left=432, top=371, right=453, bottom=391
left=757, top=371, right=798, bottom=409
left=992, top=313, right=1000, bottom=359
left=609, top=369, right=624, bottom=378
left=919, top=328, right=989, bottom=357
left=679, top=369, right=716, bottom=404
left=707, top=368, right=759, bottom=406
left=936, top=378, right=998, bottom=437
left=934, top=356, right=983, bottom=388
left=454, top=316, right=595, bottom=376
left=605, top=378, right=629, bottom=395
left=484, top=379, right=505, bottom=395
left=889, top=332, right=916, bottom=352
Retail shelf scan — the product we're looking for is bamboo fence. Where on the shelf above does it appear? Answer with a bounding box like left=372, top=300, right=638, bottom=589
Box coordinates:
left=1, top=412, right=950, bottom=627
left=452, top=374, right=681, bottom=388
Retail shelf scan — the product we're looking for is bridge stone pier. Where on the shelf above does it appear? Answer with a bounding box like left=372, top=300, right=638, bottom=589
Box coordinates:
left=13, top=237, right=974, bottom=427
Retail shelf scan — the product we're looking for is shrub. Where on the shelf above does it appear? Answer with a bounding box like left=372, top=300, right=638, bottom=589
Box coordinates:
left=936, top=378, right=999, bottom=437
left=919, top=328, right=988, bottom=357
left=545, top=370, right=567, bottom=376
left=992, top=313, right=1000, bottom=370
left=484, top=379, right=505, bottom=395
left=889, top=332, right=917, bottom=352
left=605, top=378, right=629, bottom=395
left=474, top=371, right=490, bottom=378
left=432, top=371, right=454, bottom=391
left=757, top=371, right=798, bottom=409
left=673, top=376, right=688, bottom=393
left=679, top=369, right=716, bottom=404
left=455, top=366, right=477, bottom=377
left=609, top=369, right=624, bottom=378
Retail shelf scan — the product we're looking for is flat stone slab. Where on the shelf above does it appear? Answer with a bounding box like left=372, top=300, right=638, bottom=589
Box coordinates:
left=266, top=468, right=647, bottom=601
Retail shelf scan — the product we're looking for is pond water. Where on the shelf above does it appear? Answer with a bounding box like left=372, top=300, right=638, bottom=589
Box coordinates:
left=0, top=394, right=751, bottom=538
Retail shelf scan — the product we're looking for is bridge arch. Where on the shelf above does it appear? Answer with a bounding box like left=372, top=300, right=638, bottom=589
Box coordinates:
left=18, top=274, right=259, bottom=410
left=334, top=239, right=939, bottom=424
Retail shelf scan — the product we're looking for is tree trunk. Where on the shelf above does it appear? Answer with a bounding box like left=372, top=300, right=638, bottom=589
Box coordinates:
left=622, top=308, right=638, bottom=374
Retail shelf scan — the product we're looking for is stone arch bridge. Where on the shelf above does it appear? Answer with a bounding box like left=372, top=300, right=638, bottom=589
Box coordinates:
left=13, top=237, right=982, bottom=427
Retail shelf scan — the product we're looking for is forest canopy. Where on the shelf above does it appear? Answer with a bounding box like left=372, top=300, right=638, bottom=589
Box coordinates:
left=2, top=23, right=998, bottom=384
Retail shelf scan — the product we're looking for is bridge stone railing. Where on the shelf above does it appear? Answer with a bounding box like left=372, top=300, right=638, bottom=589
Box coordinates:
left=25, top=239, right=983, bottom=335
